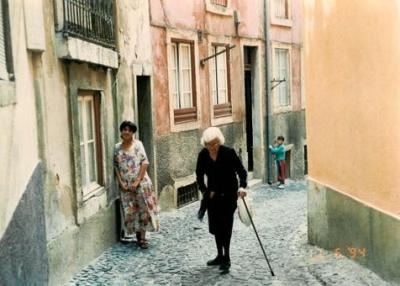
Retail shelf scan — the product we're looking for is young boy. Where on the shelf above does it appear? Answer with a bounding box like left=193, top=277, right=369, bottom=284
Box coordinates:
left=269, top=136, right=286, bottom=189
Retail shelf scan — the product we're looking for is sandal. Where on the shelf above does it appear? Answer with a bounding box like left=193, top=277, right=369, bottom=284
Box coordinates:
left=138, top=239, right=149, bottom=249
left=135, top=238, right=148, bottom=245
left=135, top=232, right=148, bottom=245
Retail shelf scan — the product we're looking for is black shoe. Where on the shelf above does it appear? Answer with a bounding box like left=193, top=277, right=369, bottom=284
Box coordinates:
left=220, top=268, right=230, bottom=275
left=219, top=259, right=231, bottom=271
left=207, top=256, right=224, bottom=266
left=197, top=209, right=206, bottom=221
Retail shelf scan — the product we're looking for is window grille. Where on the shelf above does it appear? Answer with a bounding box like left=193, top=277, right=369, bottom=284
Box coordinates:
left=177, top=182, right=199, bottom=208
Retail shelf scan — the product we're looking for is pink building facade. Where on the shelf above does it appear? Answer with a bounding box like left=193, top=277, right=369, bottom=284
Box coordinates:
left=149, top=0, right=269, bottom=208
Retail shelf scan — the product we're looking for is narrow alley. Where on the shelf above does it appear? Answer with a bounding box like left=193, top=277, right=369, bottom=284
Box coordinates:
left=69, top=181, right=390, bottom=286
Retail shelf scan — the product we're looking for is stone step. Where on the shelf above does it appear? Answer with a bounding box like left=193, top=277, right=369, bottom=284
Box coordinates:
left=248, top=178, right=262, bottom=189
left=248, top=171, right=254, bottom=181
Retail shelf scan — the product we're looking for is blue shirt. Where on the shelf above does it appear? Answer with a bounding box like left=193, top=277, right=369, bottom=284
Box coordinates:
left=269, top=144, right=285, bottom=161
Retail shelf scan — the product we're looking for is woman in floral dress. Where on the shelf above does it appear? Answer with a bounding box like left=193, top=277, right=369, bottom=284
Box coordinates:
left=114, top=121, right=159, bottom=249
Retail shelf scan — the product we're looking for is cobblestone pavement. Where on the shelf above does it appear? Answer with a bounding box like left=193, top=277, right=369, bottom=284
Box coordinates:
left=70, top=180, right=394, bottom=286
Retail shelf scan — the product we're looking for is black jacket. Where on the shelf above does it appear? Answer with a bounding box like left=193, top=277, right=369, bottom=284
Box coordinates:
left=196, top=145, right=247, bottom=197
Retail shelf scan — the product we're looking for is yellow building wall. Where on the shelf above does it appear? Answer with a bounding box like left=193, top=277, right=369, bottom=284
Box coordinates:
left=304, top=0, right=400, bottom=216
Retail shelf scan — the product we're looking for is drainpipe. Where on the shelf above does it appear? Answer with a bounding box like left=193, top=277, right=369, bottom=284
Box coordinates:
left=264, top=0, right=273, bottom=184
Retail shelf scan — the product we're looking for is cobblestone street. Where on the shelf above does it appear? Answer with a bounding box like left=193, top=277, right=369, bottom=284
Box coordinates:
left=69, top=181, right=392, bottom=286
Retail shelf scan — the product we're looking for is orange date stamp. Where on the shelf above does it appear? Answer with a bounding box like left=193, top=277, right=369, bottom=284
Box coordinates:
left=334, top=246, right=367, bottom=259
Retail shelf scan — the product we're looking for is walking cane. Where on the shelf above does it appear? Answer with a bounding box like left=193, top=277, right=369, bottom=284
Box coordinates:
left=242, top=197, right=275, bottom=276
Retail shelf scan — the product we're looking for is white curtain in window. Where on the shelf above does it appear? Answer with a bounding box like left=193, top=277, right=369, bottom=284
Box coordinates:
left=212, top=46, right=228, bottom=105
left=275, top=48, right=290, bottom=106
left=78, top=96, right=98, bottom=191
left=172, top=43, right=180, bottom=109
left=172, top=43, right=193, bottom=109
left=217, top=46, right=228, bottom=104
left=179, top=44, right=193, bottom=109
left=274, top=0, right=288, bottom=19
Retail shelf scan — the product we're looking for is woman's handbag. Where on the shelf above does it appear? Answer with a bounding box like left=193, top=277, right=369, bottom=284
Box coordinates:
left=149, top=207, right=160, bottom=232
left=237, top=193, right=253, bottom=227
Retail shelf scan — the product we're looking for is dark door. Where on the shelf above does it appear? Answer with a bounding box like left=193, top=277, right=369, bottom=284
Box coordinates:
left=136, top=76, right=154, bottom=180
left=245, top=70, right=254, bottom=171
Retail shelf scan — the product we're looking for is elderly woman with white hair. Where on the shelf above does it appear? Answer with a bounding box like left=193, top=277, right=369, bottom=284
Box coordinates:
left=196, top=127, right=247, bottom=274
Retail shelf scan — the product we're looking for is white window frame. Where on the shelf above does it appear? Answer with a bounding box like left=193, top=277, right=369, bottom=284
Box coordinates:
left=272, top=43, right=293, bottom=113
left=78, top=94, right=101, bottom=197
left=271, top=0, right=293, bottom=27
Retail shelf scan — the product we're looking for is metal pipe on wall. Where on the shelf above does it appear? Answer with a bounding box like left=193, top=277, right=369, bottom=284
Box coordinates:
left=264, top=0, right=273, bottom=184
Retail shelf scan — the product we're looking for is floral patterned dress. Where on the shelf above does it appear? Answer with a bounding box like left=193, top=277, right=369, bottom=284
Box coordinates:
left=114, top=140, right=159, bottom=234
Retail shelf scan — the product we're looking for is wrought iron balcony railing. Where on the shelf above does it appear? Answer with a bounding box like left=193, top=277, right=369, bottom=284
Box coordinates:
left=211, top=0, right=228, bottom=7
left=63, top=0, right=116, bottom=49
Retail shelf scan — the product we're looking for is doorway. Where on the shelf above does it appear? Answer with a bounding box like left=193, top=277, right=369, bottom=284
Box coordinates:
left=244, top=47, right=255, bottom=172
left=136, top=76, right=155, bottom=181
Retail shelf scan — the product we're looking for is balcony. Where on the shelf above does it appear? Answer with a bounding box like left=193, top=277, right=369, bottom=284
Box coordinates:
left=55, top=0, right=118, bottom=68
left=211, top=0, right=228, bottom=7
left=62, top=0, right=115, bottom=49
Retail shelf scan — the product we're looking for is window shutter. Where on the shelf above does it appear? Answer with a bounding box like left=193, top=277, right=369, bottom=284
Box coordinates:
left=172, top=43, right=179, bottom=109
left=275, top=49, right=281, bottom=105
left=0, top=2, right=8, bottom=80
left=282, top=50, right=290, bottom=105
left=275, top=48, right=289, bottom=106
left=212, top=47, right=218, bottom=104
left=279, top=50, right=286, bottom=105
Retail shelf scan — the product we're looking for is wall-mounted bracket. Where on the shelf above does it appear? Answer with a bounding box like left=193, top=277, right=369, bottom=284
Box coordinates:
left=270, top=78, right=286, bottom=90
left=200, top=45, right=236, bottom=67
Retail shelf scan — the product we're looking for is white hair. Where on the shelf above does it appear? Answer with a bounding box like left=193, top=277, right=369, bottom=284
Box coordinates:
left=200, top=127, right=225, bottom=146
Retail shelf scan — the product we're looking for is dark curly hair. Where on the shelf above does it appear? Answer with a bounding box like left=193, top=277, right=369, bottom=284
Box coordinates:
left=119, top=121, right=137, bottom=133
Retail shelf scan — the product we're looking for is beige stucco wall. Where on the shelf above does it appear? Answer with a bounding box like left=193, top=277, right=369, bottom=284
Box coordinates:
left=304, top=0, right=400, bottom=216
left=0, top=0, right=40, bottom=238
left=115, top=0, right=153, bottom=122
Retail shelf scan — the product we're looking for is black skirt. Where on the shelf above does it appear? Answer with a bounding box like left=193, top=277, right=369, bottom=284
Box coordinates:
left=207, top=193, right=237, bottom=235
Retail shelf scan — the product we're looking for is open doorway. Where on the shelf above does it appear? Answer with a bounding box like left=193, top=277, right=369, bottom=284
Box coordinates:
left=244, top=47, right=256, bottom=172
left=136, top=76, right=155, bottom=181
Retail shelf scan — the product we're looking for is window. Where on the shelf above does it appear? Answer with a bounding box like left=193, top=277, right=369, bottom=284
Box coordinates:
left=78, top=92, right=103, bottom=196
left=171, top=39, right=197, bottom=124
left=274, top=0, right=289, bottom=19
left=206, top=0, right=232, bottom=15
left=271, top=0, right=292, bottom=27
left=211, top=44, right=232, bottom=117
left=0, top=0, right=13, bottom=81
left=177, top=182, right=199, bottom=208
left=211, top=0, right=228, bottom=7
left=274, top=48, right=291, bottom=107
